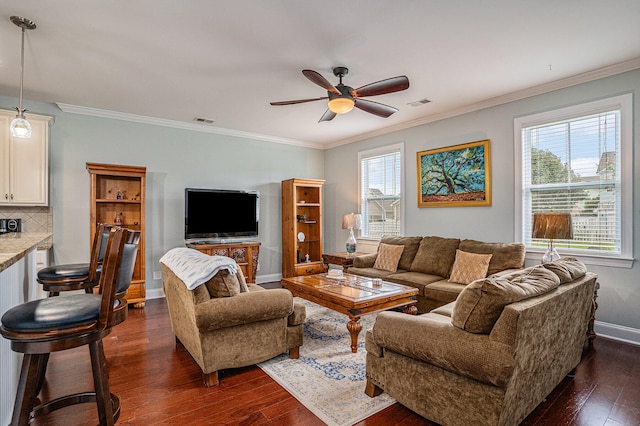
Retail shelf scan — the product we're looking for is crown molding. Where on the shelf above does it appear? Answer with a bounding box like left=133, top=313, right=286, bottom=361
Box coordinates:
left=325, top=56, right=640, bottom=149
left=55, top=103, right=322, bottom=149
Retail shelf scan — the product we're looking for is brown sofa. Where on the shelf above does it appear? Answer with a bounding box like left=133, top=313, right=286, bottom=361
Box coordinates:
left=162, top=264, right=305, bottom=386
left=365, top=258, right=597, bottom=426
left=349, top=236, right=526, bottom=313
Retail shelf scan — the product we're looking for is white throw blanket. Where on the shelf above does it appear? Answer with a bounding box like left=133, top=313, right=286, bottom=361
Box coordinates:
left=159, top=247, right=238, bottom=290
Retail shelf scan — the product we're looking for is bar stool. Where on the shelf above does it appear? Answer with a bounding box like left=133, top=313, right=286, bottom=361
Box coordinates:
left=0, top=228, right=140, bottom=426
left=37, top=223, right=112, bottom=296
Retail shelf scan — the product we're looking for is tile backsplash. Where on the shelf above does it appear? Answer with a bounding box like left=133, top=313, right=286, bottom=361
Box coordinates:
left=0, top=206, right=53, bottom=233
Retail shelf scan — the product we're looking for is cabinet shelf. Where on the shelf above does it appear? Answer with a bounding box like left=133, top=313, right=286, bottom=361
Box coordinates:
left=96, top=199, right=142, bottom=204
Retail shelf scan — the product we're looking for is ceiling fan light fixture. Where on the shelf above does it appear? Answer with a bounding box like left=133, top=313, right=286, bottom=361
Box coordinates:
left=328, top=97, right=354, bottom=114
left=9, top=16, right=37, bottom=139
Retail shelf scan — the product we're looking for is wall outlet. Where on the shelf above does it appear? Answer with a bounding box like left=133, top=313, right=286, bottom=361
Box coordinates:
left=153, top=271, right=162, bottom=280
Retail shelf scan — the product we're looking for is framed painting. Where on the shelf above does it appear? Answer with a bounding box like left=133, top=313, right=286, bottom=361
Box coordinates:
left=416, top=139, right=491, bottom=208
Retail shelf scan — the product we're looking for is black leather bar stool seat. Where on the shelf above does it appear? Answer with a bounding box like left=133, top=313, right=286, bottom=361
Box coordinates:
left=38, top=223, right=111, bottom=296
left=37, top=263, right=90, bottom=283
left=1, top=228, right=140, bottom=426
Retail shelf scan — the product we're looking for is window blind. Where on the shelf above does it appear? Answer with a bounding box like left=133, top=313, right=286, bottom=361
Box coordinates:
left=359, top=149, right=402, bottom=238
left=522, top=109, right=621, bottom=254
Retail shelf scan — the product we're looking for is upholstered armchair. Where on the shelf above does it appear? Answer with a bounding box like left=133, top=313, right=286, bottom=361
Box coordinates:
left=161, top=250, right=305, bottom=387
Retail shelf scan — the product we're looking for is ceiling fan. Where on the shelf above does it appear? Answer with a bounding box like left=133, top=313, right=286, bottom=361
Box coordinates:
left=270, top=67, right=409, bottom=122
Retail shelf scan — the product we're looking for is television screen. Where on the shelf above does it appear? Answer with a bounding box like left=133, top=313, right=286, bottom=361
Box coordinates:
left=185, top=188, right=259, bottom=241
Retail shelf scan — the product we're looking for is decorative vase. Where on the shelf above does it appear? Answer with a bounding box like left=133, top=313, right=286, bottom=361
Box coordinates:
left=114, top=212, right=123, bottom=226
left=346, top=228, right=357, bottom=254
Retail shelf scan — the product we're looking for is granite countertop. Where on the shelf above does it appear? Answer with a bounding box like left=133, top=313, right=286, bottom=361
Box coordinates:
left=0, top=232, right=53, bottom=273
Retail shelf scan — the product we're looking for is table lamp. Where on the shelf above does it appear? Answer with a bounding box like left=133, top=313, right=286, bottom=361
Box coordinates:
left=342, top=213, right=362, bottom=255
left=532, top=212, right=573, bottom=263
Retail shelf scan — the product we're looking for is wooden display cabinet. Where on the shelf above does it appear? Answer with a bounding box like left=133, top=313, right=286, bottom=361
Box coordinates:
left=281, top=178, right=325, bottom=278
left=186, top=241, right=261, bottom=284
left=87, top=162, right=146, bottom=308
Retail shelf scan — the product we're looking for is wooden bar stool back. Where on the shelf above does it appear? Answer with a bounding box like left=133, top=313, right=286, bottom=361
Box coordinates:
left=37, top=223, right=113, bottom=296
left=0, top=228, right=140, bottom=426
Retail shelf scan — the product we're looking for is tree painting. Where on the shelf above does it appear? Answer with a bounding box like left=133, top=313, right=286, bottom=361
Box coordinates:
left=417, top=140, right=491, bottom=207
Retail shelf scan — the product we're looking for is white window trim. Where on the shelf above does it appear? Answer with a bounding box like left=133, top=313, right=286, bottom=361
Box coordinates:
left=514, top=93, right=634, bottom=268
left=357, top=142, right=405, bottom=240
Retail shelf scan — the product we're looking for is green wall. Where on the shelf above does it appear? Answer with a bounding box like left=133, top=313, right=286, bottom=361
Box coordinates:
left=0, top=96, right=324, bottom=296
left=324, top=69, right=640, bottom=339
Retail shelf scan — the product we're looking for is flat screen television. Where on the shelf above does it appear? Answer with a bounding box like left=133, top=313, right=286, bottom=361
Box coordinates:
left=185, top=188, right=259, bottom=241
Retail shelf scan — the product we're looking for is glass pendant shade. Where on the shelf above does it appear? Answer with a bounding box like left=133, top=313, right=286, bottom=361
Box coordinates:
left=328, top=97, right=355, bottom=114
left=10, top=114, right=32, bottom=138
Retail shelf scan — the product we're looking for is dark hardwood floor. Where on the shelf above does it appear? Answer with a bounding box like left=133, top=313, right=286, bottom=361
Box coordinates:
left=25, top=297, right=640, bottom=425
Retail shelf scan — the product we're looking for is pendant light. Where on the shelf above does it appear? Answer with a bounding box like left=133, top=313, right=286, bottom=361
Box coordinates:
left=9, top=16, right=37, bottom=139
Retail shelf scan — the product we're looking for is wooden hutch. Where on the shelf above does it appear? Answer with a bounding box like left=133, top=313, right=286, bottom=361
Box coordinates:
left=87, top=162, right=146, bottom=308
left=281, top=178, right=324, bottom=278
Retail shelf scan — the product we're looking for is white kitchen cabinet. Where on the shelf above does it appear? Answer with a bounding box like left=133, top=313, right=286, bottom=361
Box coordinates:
left=0, top=110, right=52, bottom=206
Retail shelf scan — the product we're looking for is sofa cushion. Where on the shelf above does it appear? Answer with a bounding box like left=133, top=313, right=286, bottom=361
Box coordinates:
left=205, top=270, right=243, bottom=298
left=424, top=280, right=467, bottom=305
left=458, top=240, right=526, bottom=275
left=373, top=243, right=405, bottom=272
left=410, top=236, right=460, bottom=277
left=380, top=236, right=423, bottom=271
left=542, top=257, right=587, bottom=283
left=347, top=267, right=400, bottom=280
left=382, top=271, right=444, bottom=296
left=452, top=265, right=561, bottom=334
left=448, top=250, right=493, bottom=284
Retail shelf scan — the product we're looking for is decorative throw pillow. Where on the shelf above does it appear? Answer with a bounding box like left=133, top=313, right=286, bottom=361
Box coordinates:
left=379, top=236, right=423, bottom=271
left=373, top=243, right=405, bottom=272
left=458, top=240, right=526, bottom=275
left=448, top=250, right=493, bottom=284
left=204, top=270, right=242, bottom=298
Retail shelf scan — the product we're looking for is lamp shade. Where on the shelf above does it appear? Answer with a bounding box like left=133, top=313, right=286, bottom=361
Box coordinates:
left=342, top=213, right=362, bottom=230
left=532, top=212, right=573, bottom=240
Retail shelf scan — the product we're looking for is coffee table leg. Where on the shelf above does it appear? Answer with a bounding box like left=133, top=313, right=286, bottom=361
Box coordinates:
left=403, top=303, right=418, bottom=315
left=347, top=317, right=363, bottom=353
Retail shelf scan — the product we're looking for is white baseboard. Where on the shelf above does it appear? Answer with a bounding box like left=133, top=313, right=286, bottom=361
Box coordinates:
left=146, top=287, right=165, bottom=300
left=594, top=321, right=640, bottom=346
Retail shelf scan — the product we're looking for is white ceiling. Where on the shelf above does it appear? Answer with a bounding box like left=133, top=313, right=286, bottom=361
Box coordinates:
left=1, top=1, right=639, bottom=148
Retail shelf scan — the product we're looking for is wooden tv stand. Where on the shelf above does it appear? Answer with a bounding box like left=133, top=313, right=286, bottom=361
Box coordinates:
left=186, top=241, right=260, bottom=284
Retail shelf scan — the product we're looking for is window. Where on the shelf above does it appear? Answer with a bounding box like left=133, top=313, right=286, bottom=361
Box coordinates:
left=515, top=93, right=633, bottom=267
left=358, top=143, right=404, bottom=239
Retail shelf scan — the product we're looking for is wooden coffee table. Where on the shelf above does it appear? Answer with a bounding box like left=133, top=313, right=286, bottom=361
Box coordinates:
left=280, top=273, right=418, bottom=353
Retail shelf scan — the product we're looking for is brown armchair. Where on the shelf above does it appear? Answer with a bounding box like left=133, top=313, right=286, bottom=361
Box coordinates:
left=161, top=262, right=305, bottom=386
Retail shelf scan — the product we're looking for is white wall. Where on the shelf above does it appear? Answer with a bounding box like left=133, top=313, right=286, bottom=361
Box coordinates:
left=324, top=69, right=640, bottom=341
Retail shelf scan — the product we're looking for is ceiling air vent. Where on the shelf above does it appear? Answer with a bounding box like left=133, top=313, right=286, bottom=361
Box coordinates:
left=193, top=117, right=215, bottom=124
left=407, top=98, right=431, bottom=107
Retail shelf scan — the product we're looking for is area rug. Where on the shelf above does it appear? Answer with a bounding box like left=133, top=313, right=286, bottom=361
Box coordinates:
left=258, top=298, right=396, bottom=426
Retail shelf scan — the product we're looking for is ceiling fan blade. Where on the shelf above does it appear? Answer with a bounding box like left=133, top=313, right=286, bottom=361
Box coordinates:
left=270, top=97, right=328, bottom=106
left=319, top=109, right=337, bottom=122
left=351, top=76, right=409, bottom=98
left=303, top=69, right=341, bottom=95
left=354, top=99, right=398, bottom=118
